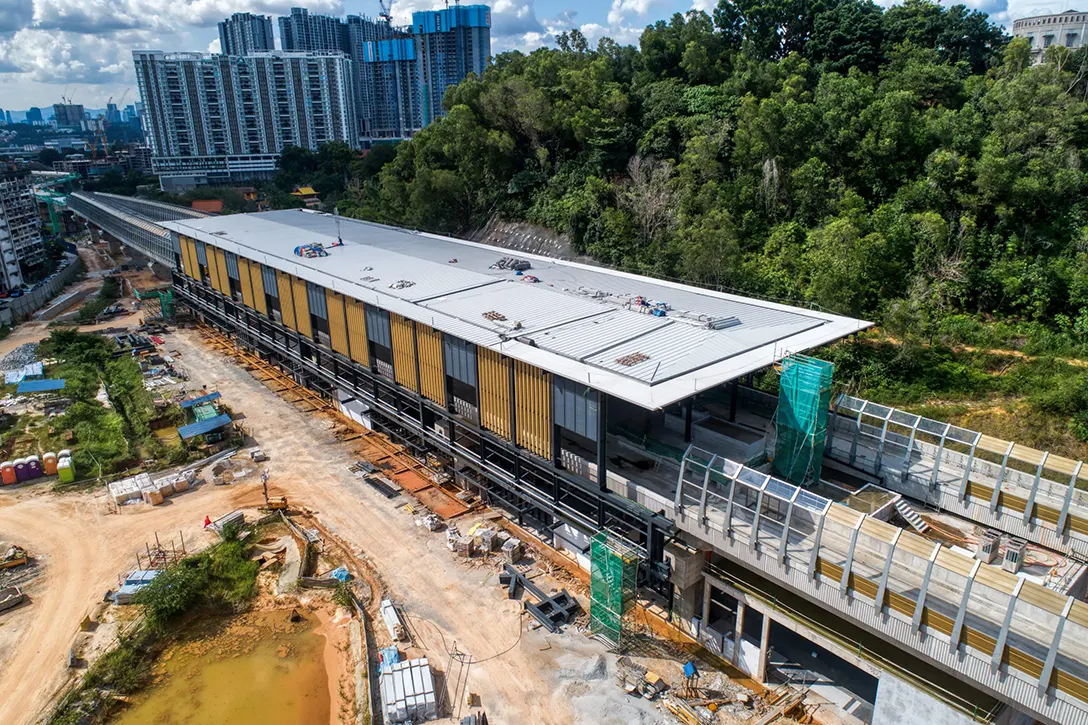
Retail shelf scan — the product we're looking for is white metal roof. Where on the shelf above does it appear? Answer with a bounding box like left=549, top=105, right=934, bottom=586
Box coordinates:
left=162, top=210, right=871, bottom=409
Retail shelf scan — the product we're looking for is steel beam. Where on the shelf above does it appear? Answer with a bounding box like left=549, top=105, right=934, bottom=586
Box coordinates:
left=698, top=455, right=718, bottom=528
left=1039, top=598, right=1074, bottom=696
left=778, top=487, right=801, bottom=564
left=675, top=444, right=695, bottom=513
left=808, top=502, right=832, bottom=580
left=950, top=560, right=982, bottom=653
left=840, top=513, right=866, bottom=594
left=912, top=543, right=943, bottom=633
left=875, top=528, right=903, bottom=613
left=989, top=441, right=1016, bottom=513
left=1023, top=451, right=1049, bottom=526
left=1057, top=461, right=1083, bottom=537
left=991, top=579, right=1024, bottom=674
left=749, top=477, right=769, bottom=553
left=929, top=423, right=952, bottom=488
left=959, top=433, right=982, bottom=501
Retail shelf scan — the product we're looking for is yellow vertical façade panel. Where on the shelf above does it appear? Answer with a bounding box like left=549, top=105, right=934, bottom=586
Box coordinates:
left=276, top=271, right=297, bottom=330
left=390, top=313, right=419, bottom=391
left=291, top=275, right=312, bottom=338
left=238, top=257, right=255, bottom=309
left=326, top=289, right=349, bottom=356
left=345, top=298, right=370, bottom=366
left=478, top=347, right=511, bottom=440
left=514, top=361, right=551, bottom=459
left=416, top=323, right=445, bottom=406
left=250, top=261, right=267, bottom=314
left=213, top=248, right=230, bottom=295
left=180, top=236, right=196, bottom=278
left=206, top=244, right=222, bottom=291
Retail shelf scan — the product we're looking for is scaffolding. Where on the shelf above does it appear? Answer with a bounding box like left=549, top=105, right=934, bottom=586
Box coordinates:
left=589, top=532, right=639, bottom=648
left=774, top=354, right=834, bottom=485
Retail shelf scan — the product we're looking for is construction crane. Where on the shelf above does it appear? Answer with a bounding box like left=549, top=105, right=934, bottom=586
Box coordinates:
left=378, top=0, right=393, bottom=25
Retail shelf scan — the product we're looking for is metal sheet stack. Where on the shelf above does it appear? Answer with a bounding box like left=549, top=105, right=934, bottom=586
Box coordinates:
left=380, top=657, right=437, bottom=723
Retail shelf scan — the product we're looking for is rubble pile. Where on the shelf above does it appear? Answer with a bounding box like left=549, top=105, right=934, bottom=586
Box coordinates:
left=0, top=344, right=39, bottom=371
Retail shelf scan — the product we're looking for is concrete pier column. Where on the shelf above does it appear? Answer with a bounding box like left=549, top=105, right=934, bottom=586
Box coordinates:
left=733, top=602, right=746, bottom=666
left=757, top=612, right=772, bottom=683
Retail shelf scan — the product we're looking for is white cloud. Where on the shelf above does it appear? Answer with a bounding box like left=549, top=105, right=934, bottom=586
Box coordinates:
left=689, top=0, right=715, bottom=13
left=207, top=37, right=221, bottom=54
left=608, top=0, right=661, bottom=26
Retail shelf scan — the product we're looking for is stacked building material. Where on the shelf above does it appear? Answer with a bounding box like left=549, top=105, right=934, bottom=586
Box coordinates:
left=456, top=535, right=475, bottom=557
left=380, top=657, right=437, bottom=723
left=381, top=599, right=407, bottom=641
left=502, top=538, right=523, bottom=564
left=479, top=529, right=498, bottom=552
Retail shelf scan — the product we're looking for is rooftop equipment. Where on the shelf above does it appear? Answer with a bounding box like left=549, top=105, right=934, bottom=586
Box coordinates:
left=976, top=530, right=1001, bottom=564
left=1004, top=537, right=1027, bottom=574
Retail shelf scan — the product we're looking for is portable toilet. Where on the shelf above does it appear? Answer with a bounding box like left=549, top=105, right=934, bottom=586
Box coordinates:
left=57, top=458, right=75, bottom=483
left=26, top=455, right=41, bottom=479
left=13, top=458, right=28, bottom=482
left=0, top=461, right=14, bottom=485
left=58, top=449, right=72, bottom=460
left=43, top=452, right=57, bottom=476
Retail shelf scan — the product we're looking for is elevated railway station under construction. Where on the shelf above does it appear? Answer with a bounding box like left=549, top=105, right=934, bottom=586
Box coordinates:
left=73, top=198, right=1088, bottom=725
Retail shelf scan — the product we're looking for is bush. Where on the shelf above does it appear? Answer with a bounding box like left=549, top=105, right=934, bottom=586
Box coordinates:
left=134, top=533, right=259, bottom=631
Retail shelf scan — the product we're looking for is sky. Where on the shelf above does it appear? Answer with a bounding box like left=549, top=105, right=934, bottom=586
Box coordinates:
left=0, top=0, right=1074, bottom=111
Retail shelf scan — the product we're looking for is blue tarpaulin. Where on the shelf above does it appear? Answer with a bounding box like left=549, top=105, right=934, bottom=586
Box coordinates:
left=177, top=413, right=232, bottom=440
left=16, top=378, right=65, bottom=394
left=181, top=391, right=221, bottom=408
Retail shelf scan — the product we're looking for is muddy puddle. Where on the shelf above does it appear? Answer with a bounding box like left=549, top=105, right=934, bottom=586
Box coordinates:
left=112, top=609, right=330, bottom=725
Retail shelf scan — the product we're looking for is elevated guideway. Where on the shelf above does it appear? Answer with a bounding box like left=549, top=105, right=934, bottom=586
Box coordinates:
left=596, top=421, right=1088, bottom=725
left=66, top=192, right=207, bottom=268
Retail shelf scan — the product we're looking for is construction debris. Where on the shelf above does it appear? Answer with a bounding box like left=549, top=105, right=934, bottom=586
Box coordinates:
left=0, top=545, right=28, bottom=570
left=0, top=343, right=39, bottom=371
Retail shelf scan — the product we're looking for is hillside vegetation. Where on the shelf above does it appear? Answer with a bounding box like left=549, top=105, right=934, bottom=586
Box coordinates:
left=268, top=1, right=1088, bottom=454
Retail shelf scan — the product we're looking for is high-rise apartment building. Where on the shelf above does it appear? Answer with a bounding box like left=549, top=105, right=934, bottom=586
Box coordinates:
left=346, top=15, right=422, bottom=139
left=106, top=103, right=122, bottom=124
left=25, top=107, right=43, bottom=125
left=218, top=12, right=275, bottom=56
left=413, top=6, right=491, bottom=126
left=279, top=7, right=346, bottom=53
left=133, top=50, right=358, bottom=190
left=0, top=170, right=45, bottom=290
left=52, top=103, right=85, bottom=129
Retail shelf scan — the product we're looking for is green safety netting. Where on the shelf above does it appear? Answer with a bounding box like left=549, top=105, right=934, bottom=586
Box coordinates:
left=773, top=354, right=834, bottom=485
left=589, top=532, right=639, bottom=647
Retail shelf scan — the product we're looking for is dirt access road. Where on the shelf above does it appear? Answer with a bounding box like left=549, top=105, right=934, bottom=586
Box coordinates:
left=163, top=328, right=631, bottom=725
left=0, top=482, right=259, bottom=725
left=0, top=327, right=655, bottom=725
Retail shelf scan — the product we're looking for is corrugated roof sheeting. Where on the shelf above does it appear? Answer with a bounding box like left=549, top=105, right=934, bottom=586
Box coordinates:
left=16, top=378, right=66, bottom=393
left=532, top=310, right=670, bottom=360
left=423, top=282, right=609, bottom=336
left=177, top=413, right=232, bottom=439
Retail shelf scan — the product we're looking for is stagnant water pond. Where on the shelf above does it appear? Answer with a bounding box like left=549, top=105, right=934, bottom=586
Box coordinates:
left=112, top=609, right=330, bottom=725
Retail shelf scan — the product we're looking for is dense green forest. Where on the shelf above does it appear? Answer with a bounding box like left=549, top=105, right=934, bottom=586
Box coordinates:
left=337, top=0, right=1088, bottom=454
left=336, top=0, right=1088, bottom=332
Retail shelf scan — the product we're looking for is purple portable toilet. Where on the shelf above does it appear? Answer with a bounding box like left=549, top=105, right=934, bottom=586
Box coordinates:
left=26, top=455, right=41, bottom=479
left=13, top=458, right=28, bottom=482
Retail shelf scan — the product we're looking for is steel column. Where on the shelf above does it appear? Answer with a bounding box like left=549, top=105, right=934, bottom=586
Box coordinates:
left=989, top=441, right=1016, bottom=513
left=992, top=579, right=1025, bottom=674
left=912, top=543, right=943, bottom=633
